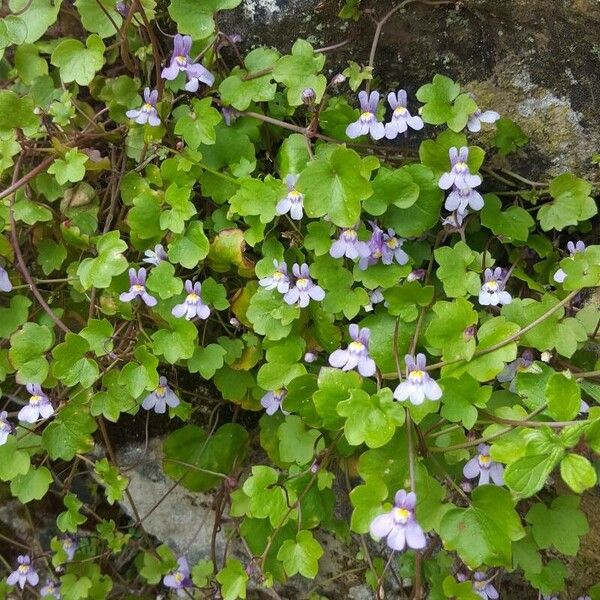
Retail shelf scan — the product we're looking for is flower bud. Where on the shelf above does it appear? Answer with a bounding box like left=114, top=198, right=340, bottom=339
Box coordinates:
left=331, top=73, right=346, bottom=86
left=407, top=269, right=426, bottom=282
left=541, top=351, right=552, bottom=363
left=304, top=352, right=317, bottom=363
left=464, top=325, right=477, bottom=339
left=115, top=1, right=128, bottom=16
left=302, top=88, right=316, bottom=105
left=229, top=317, right=240, bottom=328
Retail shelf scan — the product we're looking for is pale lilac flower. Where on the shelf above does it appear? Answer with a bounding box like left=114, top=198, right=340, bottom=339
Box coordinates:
left=393, top=354, right=442, bottom=405
left=407, top=269, right=426, bottom=282
left=142, top=376, right=180, bottom=414
left=0, top=265, right=12, bottom=292
left=369, top=489, right=426, bottom=552
left=579, top=399, right=589, bottom=415
left=61, top=537, right=78, bottom=561
left=381, top=228, right=409, bottom=266
left=542, top=595, right=559, bottom=600
left=276, top=175, right=304, bottom=220
left=7, top=555, right=39, bottom=589
left=384, top=90, right=424, bottom=139
left=470, top=571, right=499, bottom=600
left=554, top=241, right=586, bottom=283
left=497, top=349, right=535, bottom=392
left=304, top=352, right=317, bottom=363
left=577, top=596, right=592, bottom=600
left=479, top=267, right=512, bottom=306
left=369, top=288, right=385, bottom=305
left=329, top=324, right=376, bottom=377
left=441, top=210, right=469, bottom=229
left=467, top=109, right=500, bottom=133
left=161, top=34, right=215, bottom=92
left=259, top=260, right=290, bottom=294
left=463, top=444, right=504, bottom=486
left=120, top=268, right=157, bottom=307
left=172, top=280, right=210, bottom=320
left=346, top=91, right=385, bottom=140
left=18, top=384, right=54, bottom=423
left=444, top=186, right=484, bottom=214
left=438, top=147, right=482, bottom=190
left=302, top=87, right=316, bottom=105
left=358, top=222, right=385, bottom=270
left=142, top=244, right=168, bottom=267
left=0, top=411, right=12, bottom=445
left=126, top=88, right=160, bottom=127
left=41, top=579, right=61, bottom=598
left=261, top=389, right=289, bottom=416
left=330, top=226, right=370, bottom=260
left=163, top=556, right=192, bottom=597
left=283, top=263, right=325, bottom=308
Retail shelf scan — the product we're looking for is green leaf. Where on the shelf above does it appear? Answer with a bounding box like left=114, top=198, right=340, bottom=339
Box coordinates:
left=0, top=91, right=38, bottom=130
left=242, top=465, right=295, bottom=526
left=57, top=493, right=87, bottom=533
left=37, top=239, right=67, bottom=275
left=80, top=318, right=114, bottom=357
left=8, top=0, right=62, bottom=43
left=228, top=176, right=285, bottom=224
left=504, top=448, right=564, bottom=499
left=526, top=495, right=588, bottom=555
left=442, top=576, right=480, bottom=600
left=75, top=0, right=122, bottom=37
left=10, top=466, right=53, bottom=503
left=560, top=453, right=597, bottom=493
left=439, top=375, right=491, bottom=429
left=51, top=34, right=105, bottom=85
left=419, top=130, right=485, bottom=175
left=480, top=194, right=534, bottom=242
left=527, top=559, right=567, bottom=595
left=277, top=530, right=323, bottom=579
left=0, top=295, right=31, bottom=338
left=145, top=261, right=183, bottom=299
left=299, top=145, right=372, bottom=227
left=0, top=436, right=31, bottom=481
left=312, top=367, right=360, bottom=430
left=52, top=333, right=99, bottom=388
left=167, top=220, right=210, bottom=269
left=434, top=241, right=481, bottom=298
left=188, top=343, right=227, bottom=379
left=247, top=288, right=300, bottom=341
left=546, top=373, right=581, bottom=421
left=9, top=322, right=53, bottom=383
left=48, top=149, right=89, bottom=185
left=174, top=98, right=222, bottom=148
left=216, top=558, right=249, bottom=600
left=276, top=132, right=311, bottom=178
left=168, top=0, right=241, bottom=40
left=440, top=485, right=525, bottom=568
left=349, top=476, right=388, bottom=534
left=94, top=458, right=128, bottom=504
left=363, top=166, right=420, bottom=215
left=538, top=173, right=597, bottom=231
left=0, top=15, right=27, bottom=50
left=77, top=231, right=128, bottom=289
left=160, top=183, right=196, bottom=234
left=342, top=60, right=373, bottom=92
left=139, top=544, right=177, bottom=584
left=207, top=228, right=254, bottom=276
left=559, top=245, right=600, bottom=291
left=493, top=117, right=528, bottom=155
left=277, top=415, right=323, bottom=465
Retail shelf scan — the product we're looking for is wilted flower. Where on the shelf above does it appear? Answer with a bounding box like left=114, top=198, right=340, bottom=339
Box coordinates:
left=463, top=444, right=504, bottom=486
left=329, top=324, right=376, bottom=377
left=40, top=579, right=61, bottom=598
left=444, top=186, right=484, bottom=214
left=142, top=244, right=168, bottom=267
left=7, top=555, right=39, bottom=589
left=161, top=34, right=215, bottom=92
left=346, top=91, right=385, bottom=140
left=407, top=269, right=426, bottom=282
left=115, top=1, right=128, bottom=16
left=393, top=354, right=442, bottom=405
left=358, top=222, right=385, bottom=270
left=384, top=90, right=424, bottom=139
left=120, top=268, right=157, bottom=307
left=259, top=260, right=290, bottom=294
left=381, top=228, right=409, bottom=266
left=18, top=384, right=54, bottom=423
left=438, top=147, right=482, bottom=190
left=330, top=226, right=370, bottom=261
left=0, top=265, right=12, bottom=292
left=479, top=267, right=512, bottom=306
left=142, top=376, right=180, bottom=414
left=369, top=489, right=426, bottom=552
left=554, top=240, right=586, bottom=283
left=441, top=210, right=469, bottom=229
left=467, top=108, right=500, bottom=133
left=62, top=537, right=78, bottom=561
left=0, top=411, right=12, bottom=445
left=464, top=571, right=499, bottom=600
left=302, top=87, right=316, bottom=105
left=221, top=106, right=239, bottom=126
left=283, top=263, right=325, bottom=308
left=163, top=556, right=192, bottom=596
left=276, top=174, right=304, bottom=220
left=172, top=280, right=210, bottom=320
left=304, top=352, right=317, bottom=363
left=260, top=389, right=289, bottom=416
left=497, top=350, right=535, bottom=392
left=126, top=88, right=160, bottom=127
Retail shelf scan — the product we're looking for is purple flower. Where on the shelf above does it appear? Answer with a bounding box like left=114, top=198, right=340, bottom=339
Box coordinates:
left=346, top=91, right=385, bottom=140
left=163, top=556, right=192, bottom=596
left=407, top=269, right=426, bottom=282
left=221, top=106, right=238, bottom=126
left=302, top=87, right=316, bottom=105
left=381, top=228, right=409, bottom=266
left=554, top=240, right=586, bottom=283
left=384, top=90, right=424, bottom=139
left=7, top=555, right=39, bottom=589
left=276, top=174, right=304, bottom=220
left=260, top=389, right=289, bottom=416
left=120, top=268, right=157, bottom=307
left=479, top=267, right=512, bottom=306
left=172, top=280, right=210, bottom=320
left=0, top=410, right=13, bottom=445
left=369, top=287, right=385, bottom=305
left=329, top=226, right=370, bottom=260
left=393, top=354, right=442, bottom=405
left=18, top=384, right=54, bottom=423
left=0, top=265, right=12, bottom=292
left=444, top=186, right=484, bottom=214
left=115, top=1, right=129, bottom=17
left=259, top=260, right=290, bottom=294
left=304, top=352, right=317, bottom=363
left=471, top=571, right=499, bottom=600
left=497, top=349, right=535, bottom=392
left=61, top=537, right=78, bottom=561
left=329, top=324, right=376, bottom=377
left=369, top=489, right=426, bottom=552
left=126, top=87, right=160, bottom=127
left=41, top=579, right=61, bottom=598
left=161, top=34, right=215, bottom=92
left=463, top=444, right=504, bottom=486
left=283, top=263, right=325, bottom=308
left=142, top=244, right=168, bottom=267
left=142, top=376, right=180, bottom=414
left=438, top=147, right=482, bottom=190
left=467, top=109, right=500, bottom=133
left=577, top=596, right=592, bottom=600
left=358, top=222, right=385, bottom=270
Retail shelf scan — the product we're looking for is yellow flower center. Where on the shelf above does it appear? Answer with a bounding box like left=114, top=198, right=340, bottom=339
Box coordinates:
left=386, top=238, right=398, bottom=249
left=372, top=249, right=382, bottom=258
left=30, top=395, right=41, bottom=405
left=393, top=507, right=410, bottom=523
left=486, top=280, right=498, bottom=291
left=187, top=293, right=199, bottom=303
left=142, top=103, right=154, bottom=112
left=289, top=190, right=302, bottom=200
left=155, top=386, right=166, bottom=397
left=343, top=229, right=357, bottom=240
left=132, top=284, right=145, bottom=292
left=455, top=161, right=467, bottom=171
left=297, top=278, right=308, bottom=287
left=175, top=571, right=185, bottom=583
left=175, top=55, right=187, bottom=66
left=349, top=341, right=365, bottom=352
left=0, top=421, right=6, bottom=430
left=18, top=565, right=29, bottom=574
left=479, top=454, right=491, bottom=466
left=474, top=580, right=486, bottom=590
left=410, top=370, right=425, bottom=382
left=394, top=106, right=407, bottom=116
left=360, top=111, right=374, bottom=121
left=273, top=271, right=283, bottom=280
